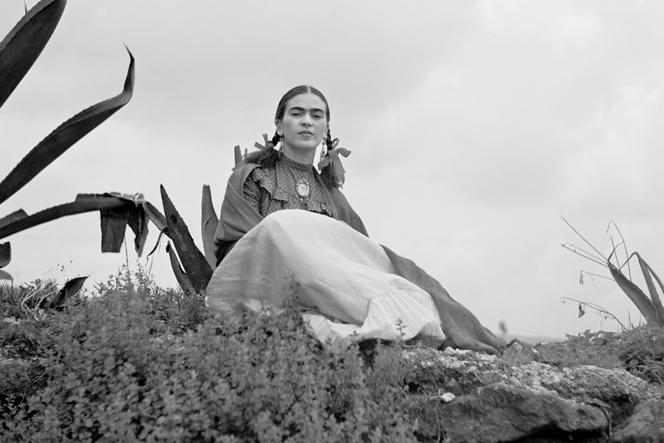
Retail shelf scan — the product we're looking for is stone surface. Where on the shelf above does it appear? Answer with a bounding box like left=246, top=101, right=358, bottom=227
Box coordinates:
left=612, top=399, right=664, bottom=442
left=413, top=382, right=608, bottom=442
left=404, top=345, right=664, bottom=442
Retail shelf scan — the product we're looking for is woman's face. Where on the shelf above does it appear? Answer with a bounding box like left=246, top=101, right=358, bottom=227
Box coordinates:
left=276, top=93, right=328, bottom=153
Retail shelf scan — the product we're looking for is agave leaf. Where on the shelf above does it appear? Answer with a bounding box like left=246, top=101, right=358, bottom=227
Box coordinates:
left=636, top=253, right=664, bottom=324
left=143, top=202, right=167, bottom=257
left=0, top=242, right=10, bottom=268
left=0, top=0, right=66, bottom=108
left=143, top=201, right=167, bottom=232
left=160, top=185, right=212, bottom=293
left=234, top=145, right=242, bottom=166
left=0, top=209, right=28, bottom=230
left=608, top=261, right=659, bottom=324
left=0, top=270, right=12, bottom=280
left=201, top=185, right=218, bottom=269
left=0, top=47, right=135, bottom=205
left=166, top=242, right=195, bottom=295
left=44, top=275, right=87, bottom=308
left=0, top=195, right=129, bottom=240
left=100, top=193, right=149, bottom=255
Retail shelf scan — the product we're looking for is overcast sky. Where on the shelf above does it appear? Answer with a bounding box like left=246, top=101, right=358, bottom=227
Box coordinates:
left=2, top=0, right=664, bottom=339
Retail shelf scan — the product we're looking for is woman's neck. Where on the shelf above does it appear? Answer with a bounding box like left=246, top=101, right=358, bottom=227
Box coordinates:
left=282, top=144, right=315, bottom=165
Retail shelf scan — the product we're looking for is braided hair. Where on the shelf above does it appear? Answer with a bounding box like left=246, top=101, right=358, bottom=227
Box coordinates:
left=319, top=127, right=340, bottom=187
left=244, top=131, right=282, bottom=168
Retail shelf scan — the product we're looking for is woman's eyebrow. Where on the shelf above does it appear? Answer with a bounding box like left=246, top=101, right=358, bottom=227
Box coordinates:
left=288, top=106, right=325, bottom=113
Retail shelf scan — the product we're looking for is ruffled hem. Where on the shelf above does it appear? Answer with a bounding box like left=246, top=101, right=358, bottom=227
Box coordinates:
left=303, top=288, right=446, bottom=352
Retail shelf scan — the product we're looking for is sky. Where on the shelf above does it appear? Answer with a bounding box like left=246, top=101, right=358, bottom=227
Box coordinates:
left=2, top=0, right=664, bottom=339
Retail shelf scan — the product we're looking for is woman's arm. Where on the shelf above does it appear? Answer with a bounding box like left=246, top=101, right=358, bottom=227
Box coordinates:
left=213, top=164, right=266, bottom=265
left=241, top=170, right=262, bottom=214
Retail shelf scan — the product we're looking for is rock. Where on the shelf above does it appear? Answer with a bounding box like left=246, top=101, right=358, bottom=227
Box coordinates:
left=412, top=382, right=608, bottom=442
left=541, top=365, right=648, bottom=402
left=440, top=392, right=455, bottom=403
left=540, top=365, right=649, bottom=423
left=404, top=345, right=663, bottom=442
left=404, top=347, right=504, bottom=395
left=612, top=399, right=664, bottom=442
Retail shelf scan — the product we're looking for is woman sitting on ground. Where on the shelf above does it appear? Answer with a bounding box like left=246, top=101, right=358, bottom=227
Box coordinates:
left=206, top=85, right=504, bottom=353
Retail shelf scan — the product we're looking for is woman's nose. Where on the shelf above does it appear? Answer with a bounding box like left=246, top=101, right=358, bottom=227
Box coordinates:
left=301, top=113, right=313, bottom=125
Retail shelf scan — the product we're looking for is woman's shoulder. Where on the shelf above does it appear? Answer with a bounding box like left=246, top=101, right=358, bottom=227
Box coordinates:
left=227, top=161, right=273, bottom=188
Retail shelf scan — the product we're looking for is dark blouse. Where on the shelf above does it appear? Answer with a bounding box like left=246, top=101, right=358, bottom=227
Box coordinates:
left=242, top=155, right=333, bottom=218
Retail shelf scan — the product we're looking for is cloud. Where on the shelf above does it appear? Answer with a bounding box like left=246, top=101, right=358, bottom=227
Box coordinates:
left=3, top=1, right=664, bottom=337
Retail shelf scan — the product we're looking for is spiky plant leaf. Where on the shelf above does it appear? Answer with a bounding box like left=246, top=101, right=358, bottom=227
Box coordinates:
left=608, top=261, right=660, bottom=325
left=0, top=0, right=66, bottom=108
left=143, top=201, right=167, bottom=232
left=201, top=184, right=218, bottom=269
left=0, top=195, right=129, bottom=240
left=43, top=275, right=87, bottom=308
left=234, top=145, right=242, bottom=166
left=141, top=202, right=167, bottom=257
left=0, top=209, right=28, bottom=230
left=0, top=47, right=135, bottom=205
left=0, top=242, right=10, bottom=268
left=636, top=253, right=664, bottom=323
left=160, top=185, right=212, bottom=293
left=166, top=242, right=195, bottom=295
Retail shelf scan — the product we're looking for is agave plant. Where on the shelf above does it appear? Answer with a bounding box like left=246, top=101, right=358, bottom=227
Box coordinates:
left=149, top=148, right=253, bottom=295
left=0, top=0, right=226, bottom=298
left=562, top=217, right=664, bottom=327
left=0, top=0, right=145, bottom=301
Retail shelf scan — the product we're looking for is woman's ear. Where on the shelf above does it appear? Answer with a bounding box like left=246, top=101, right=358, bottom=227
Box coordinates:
left=275, top=119, right=283, bottom=136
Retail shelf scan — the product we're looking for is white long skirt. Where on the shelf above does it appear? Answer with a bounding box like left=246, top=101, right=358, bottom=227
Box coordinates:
left=206, top=209, right=445, bottom=350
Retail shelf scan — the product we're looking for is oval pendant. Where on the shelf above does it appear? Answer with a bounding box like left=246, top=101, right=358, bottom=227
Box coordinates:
left=296, top=179, right=310, bottom=199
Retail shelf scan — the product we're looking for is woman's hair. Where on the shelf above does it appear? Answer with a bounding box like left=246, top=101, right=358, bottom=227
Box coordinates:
left=245, top=85, right=337, bottom=183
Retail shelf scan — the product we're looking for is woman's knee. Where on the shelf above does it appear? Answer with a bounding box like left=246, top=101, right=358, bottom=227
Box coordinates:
left=260, top=209, right=310, bottom=233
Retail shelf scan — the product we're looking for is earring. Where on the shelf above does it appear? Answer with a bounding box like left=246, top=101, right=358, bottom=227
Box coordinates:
left=320, top=139, right=328, bottom=160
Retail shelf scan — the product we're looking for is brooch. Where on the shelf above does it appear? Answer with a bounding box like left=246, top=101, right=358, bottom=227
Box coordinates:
left=295, top=179, right=310, bottom=199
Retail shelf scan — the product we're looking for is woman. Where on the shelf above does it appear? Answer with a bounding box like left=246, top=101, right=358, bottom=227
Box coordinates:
left=206, top=85, right=504, bottom=353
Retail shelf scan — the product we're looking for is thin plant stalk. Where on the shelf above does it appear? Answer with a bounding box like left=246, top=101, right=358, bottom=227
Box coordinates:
left=561, top=216, right=608, bottom=262
left=561, top=242, right=607, bottom=267
left=560, top=297, right=628, bottom=331
left=607, top=220, right=632, bottom=280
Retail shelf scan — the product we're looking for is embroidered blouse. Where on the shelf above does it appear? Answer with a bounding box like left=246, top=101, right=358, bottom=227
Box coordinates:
left=242, top=154, right=333, bottom=218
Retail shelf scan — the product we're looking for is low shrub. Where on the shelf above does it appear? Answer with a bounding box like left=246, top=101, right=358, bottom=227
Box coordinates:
left=0, top=272, right=418, bottom=442
left=619, top=325, right=664, bottom=384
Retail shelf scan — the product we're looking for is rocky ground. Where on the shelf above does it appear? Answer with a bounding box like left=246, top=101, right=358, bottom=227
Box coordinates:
left=404, top=328, right=664, bottom=442
left=2, top=306, right=663, bottom=442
